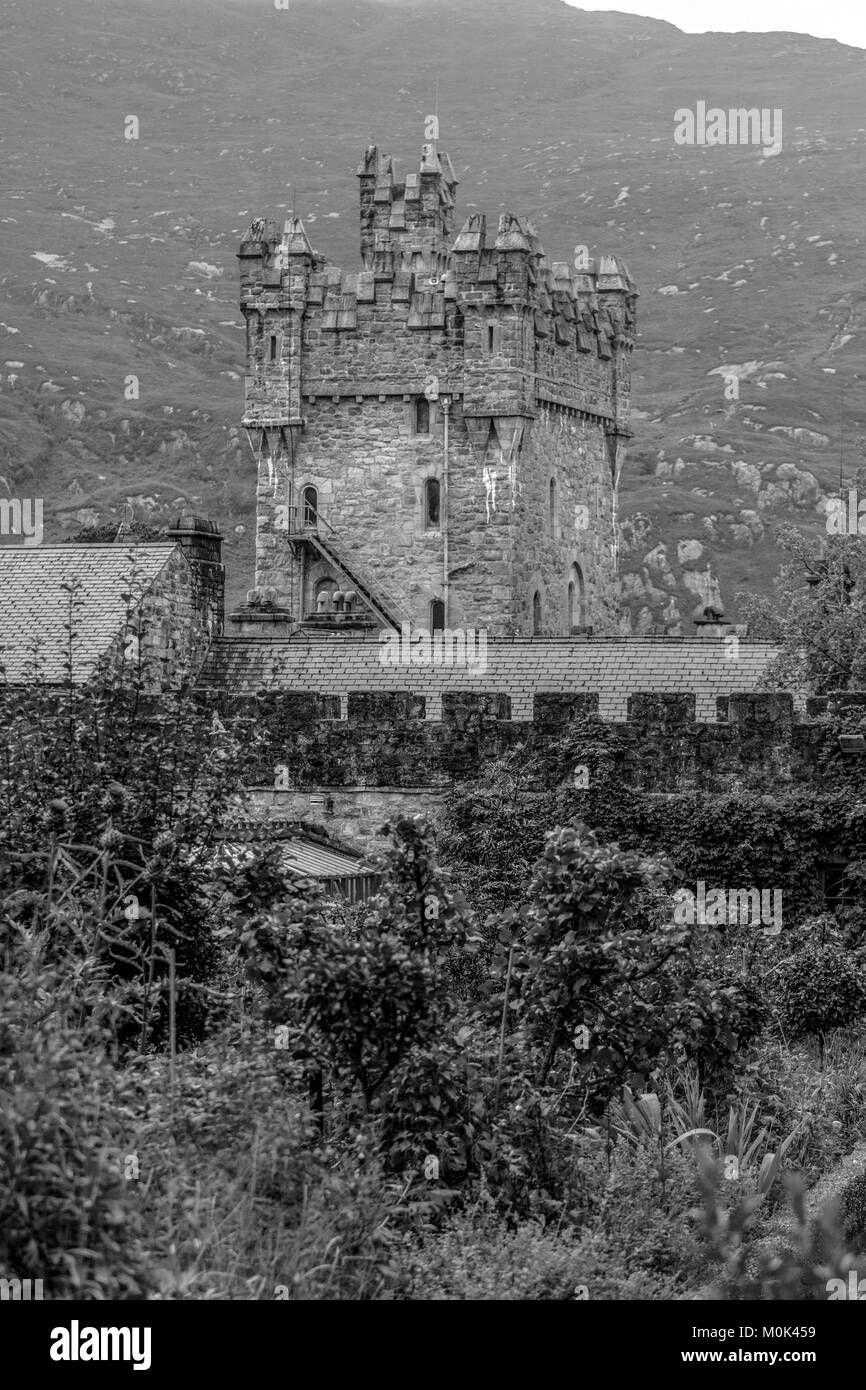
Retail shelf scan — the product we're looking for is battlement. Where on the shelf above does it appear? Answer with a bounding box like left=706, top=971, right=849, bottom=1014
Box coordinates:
left=357, top=143, right=458, bottom=267
left=237, top=143, right=637, bottom=410
left=193, top=681, right=866, bottom=804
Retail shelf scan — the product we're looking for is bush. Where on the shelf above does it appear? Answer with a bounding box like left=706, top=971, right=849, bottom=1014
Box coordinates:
left=401, top=1217, right=592, bottom=1300
left=775, top=943, right=866, bottom=1040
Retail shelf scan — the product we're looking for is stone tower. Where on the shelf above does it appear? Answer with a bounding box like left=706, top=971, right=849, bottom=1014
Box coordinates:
left=236, top=132, right=637, bottom=637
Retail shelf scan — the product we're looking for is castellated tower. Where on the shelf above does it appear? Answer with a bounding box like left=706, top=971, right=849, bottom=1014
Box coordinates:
left=236, top=135, right=637, bottom=637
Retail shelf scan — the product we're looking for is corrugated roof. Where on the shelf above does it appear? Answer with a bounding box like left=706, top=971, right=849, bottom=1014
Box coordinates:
left=216, top=835, right=365, bottom=881
left=279, top=839, right=365, bottom=878
left=0, top=544, right=176, bottom=683
left=197, top=636, right=778, bottom=723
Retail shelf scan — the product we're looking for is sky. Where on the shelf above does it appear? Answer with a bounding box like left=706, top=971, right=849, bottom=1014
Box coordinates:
left=564, top=1, right=866, bottom=50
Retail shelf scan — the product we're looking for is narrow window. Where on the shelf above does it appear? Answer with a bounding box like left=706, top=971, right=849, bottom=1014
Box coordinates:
left=488, top=324, right=495, bottom=353
left=549, top=478, right=557, bottom=533
left=424, top=478, right=440, bottom=528
left=303, top=485, right=318, bottom=528
left=532, top=591, right=542, bottom=635
left=569, top=563, right=586, bottom=630
left=430, top=599, right=445, bottom=633
left=269, top=334, right=277, bottom=362
left=415, top=397, right=430, bottom=434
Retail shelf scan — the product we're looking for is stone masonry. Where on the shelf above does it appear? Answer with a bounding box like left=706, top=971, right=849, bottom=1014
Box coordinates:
left=236, top=132, right=637, bottom=638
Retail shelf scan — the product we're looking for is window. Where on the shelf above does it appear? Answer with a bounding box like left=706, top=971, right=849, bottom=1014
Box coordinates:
left=424, top=478, right=440, bottom=528
left=549, top=478, right=557, bottom=533
left=430, top=599, right=445, bottom=632
left=532, top=591, right=542, bottom=635
left=269, top=334, right=277, bottom=362
left=821, top=860, right=856, bottom=912
left=569, top=563, right=586, bottom=630
left=415, top=397, right=430, bottom=434
left=302, top=485, right=318, bottom=528
left=487, top=324, right=495, bottom=353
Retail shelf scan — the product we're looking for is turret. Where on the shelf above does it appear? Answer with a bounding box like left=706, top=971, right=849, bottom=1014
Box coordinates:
left=357, top=142, right=458, bottom=270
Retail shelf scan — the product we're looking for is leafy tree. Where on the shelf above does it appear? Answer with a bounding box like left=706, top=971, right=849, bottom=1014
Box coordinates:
left=499, top=823, right=763, bottom=1103
left=241, top=818, right=482, bottom=1175
left=737, top=524, right=866, bottom=692
left=0, top=581, right=261, bottom=1047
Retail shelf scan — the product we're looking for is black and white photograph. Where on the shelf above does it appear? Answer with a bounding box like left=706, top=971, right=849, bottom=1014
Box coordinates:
left=2, top=0, right=866, bottom=1347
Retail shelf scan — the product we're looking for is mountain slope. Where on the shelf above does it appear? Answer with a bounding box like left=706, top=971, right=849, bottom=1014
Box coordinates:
left=1, top=0, right=864, bottom=619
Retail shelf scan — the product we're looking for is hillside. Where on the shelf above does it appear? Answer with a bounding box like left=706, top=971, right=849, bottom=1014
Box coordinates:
left=1, top=0, right=864, bottom=620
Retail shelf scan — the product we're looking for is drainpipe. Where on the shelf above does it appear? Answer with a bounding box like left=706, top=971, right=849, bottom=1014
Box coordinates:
left=441, top=394, right=452, bottom=624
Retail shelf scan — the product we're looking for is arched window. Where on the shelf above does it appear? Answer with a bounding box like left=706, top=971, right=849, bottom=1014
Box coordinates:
left=302, top=485, right=318, bottom=528
left=415, top=397, right=430, bottom=434
left=430, top=599, right=445, bottom=633
left=549, top=477, right=557, bottom=533
left=424, top=478, right=440, bottom=528
left=569, top=563, right=586, bottom=630
left=532, top=591, right=542, bottom=635
left=487, top=323, right=496, bottom=354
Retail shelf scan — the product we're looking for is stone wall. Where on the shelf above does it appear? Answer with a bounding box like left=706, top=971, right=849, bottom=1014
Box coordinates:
left=116, top=520, right=224, bottom=690
left=223, top=690, right=858, bottom=798
left=195, top=688, right=866, bottom=849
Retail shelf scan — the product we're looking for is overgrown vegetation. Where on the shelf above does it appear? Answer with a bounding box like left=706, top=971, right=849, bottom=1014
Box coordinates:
left=4, top=596, right=866, bottom=1300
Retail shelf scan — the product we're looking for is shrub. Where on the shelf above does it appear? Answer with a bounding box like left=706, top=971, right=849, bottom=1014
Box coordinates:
left=401, top=1216, right=593, bottom=1300
left=775, top=943, right=866, bottom=1041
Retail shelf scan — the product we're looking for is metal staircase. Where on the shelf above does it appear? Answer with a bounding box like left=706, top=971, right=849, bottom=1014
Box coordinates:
left=285, top=507, right=403, bottom=631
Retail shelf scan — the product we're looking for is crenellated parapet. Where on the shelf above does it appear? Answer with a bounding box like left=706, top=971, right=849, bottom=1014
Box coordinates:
left=192, top=681, right=866, bottom=798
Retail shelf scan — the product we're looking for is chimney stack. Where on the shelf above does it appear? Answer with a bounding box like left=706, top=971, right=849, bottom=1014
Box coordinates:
left=168, top=513, right=225, bottom=636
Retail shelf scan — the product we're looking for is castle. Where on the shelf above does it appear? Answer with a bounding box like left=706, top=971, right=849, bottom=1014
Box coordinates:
left=233, top=134, right=637, bottom=640
left=6, top=129, right=836, bottom=859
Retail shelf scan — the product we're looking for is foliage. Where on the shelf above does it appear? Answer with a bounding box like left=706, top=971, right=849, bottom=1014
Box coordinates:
left=701, top=1164, right=862, bottom=1301
left=497, top=823, right=762, bottom=1105
left=0, top=583, right=261, bottom=1047
left=774, top=942, right=866, bottom=1041
left=736, top=524, right=866, bottom=692
left=399, top=1216, right=593, bottom=1300
left=64, top=521, right=167, bottom=544
left=0, top=927, right=152, bottom=1298
left=240, top=818, right=487, bottom=1178
left=436, top=750, right=544, bottom=927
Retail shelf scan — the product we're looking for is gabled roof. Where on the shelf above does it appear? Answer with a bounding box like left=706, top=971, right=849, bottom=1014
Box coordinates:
left=0, top=544, right=176, bottom=683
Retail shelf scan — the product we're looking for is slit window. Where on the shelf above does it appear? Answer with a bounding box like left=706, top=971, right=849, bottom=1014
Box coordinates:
left=424, top=478, right=440, bottom=528
left=269, top=334, right=277, bottom=362
left=431, top=599, right=445, bottom=632
left=415, top=397, right=430, bottom=434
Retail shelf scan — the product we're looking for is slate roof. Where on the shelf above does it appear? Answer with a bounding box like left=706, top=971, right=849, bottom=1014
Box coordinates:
left=197, top=636, right=780, bottom=723
left=0, top=544, right=176, bottom=683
